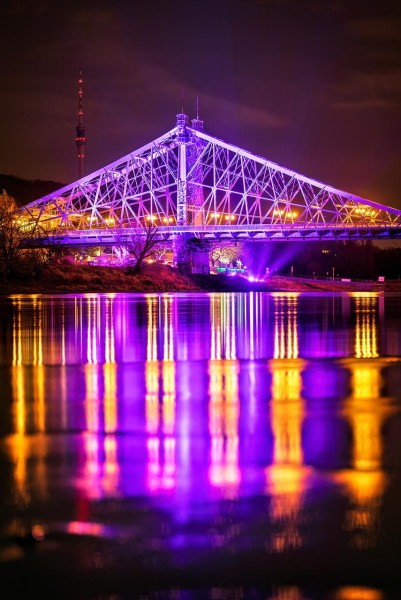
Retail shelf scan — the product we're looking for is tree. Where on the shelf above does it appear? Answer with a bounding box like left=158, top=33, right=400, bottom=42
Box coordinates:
left=125, top=221, right=160, bottom=274
left=210, top=242, right=243, bottom=268
left=152, top=243, right=168, bottom=263
left=0, top=189, right=57, bottom=279
left=0, top=190, right=35, bottom=277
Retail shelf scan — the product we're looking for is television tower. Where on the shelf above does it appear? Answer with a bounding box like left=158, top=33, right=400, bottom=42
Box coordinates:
left=75, top=68, right=86, bottom=179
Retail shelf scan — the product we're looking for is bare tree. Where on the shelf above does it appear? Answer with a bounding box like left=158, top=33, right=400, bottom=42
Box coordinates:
left=126, top=221, right=160, bottom=274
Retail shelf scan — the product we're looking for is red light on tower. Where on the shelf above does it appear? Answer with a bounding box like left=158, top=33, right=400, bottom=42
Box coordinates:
left=75, top=68, right=86, bottom=179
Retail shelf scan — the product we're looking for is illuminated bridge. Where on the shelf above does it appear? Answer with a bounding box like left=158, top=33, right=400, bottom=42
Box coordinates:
left=23, top=113, right=401, bottom=257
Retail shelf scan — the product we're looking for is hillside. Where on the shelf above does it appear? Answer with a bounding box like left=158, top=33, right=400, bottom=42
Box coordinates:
left=1, top=263, right=399, bottom=295
left=0, top=174, right=64, bottom=206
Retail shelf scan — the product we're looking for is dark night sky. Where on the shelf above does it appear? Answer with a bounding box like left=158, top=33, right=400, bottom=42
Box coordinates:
left=1, top=0, right=401, bottom=209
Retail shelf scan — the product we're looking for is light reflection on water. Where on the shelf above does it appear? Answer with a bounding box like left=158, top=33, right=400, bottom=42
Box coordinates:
left=1, top=291, right=401, bottom=596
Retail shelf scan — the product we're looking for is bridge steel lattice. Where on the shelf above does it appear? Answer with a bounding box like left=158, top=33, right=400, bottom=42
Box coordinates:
left=23, top=114, right=401, bottom=248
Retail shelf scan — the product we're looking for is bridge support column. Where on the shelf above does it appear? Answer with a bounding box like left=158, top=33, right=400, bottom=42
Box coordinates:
left=189, top=239, right=210, bottom=274
left=173, top=233, right=190, bottom=272
left=174, top=113, right=210, bottom=274
left=173, top=235, right=211, bottom=274
left=174, top=114, right=191, bottom=272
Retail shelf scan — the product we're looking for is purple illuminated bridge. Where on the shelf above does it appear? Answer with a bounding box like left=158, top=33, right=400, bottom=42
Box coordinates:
left=22, top=113, right=401, bottom=259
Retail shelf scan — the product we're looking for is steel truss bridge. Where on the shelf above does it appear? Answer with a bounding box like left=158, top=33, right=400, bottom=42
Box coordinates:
left=23, top=113, right=401, bottom=246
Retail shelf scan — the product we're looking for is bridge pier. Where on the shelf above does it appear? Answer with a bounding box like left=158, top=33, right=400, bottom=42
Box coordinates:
left=173, top=233, right=190, bottom=272
left=173, top=235, right=210, bottom=274
left=189, top=239, right=210, bottom=274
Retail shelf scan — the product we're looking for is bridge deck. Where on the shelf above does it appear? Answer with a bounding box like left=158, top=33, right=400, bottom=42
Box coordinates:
left=35, top=223, right=401, bottom=247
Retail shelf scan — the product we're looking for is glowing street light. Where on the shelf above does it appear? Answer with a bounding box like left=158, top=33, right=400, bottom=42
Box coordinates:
left=273, top=209, right=298, bottom=219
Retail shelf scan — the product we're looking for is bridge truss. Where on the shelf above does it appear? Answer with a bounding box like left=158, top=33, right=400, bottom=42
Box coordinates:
left=23, top=114, right=401, bottom=245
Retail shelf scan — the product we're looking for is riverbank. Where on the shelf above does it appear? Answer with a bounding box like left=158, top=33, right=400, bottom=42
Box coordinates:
left=1, top=262, right=399, bottom=294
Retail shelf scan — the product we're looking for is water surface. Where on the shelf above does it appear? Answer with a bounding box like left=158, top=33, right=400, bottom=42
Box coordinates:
left=1, top=291, right=401, bottom=599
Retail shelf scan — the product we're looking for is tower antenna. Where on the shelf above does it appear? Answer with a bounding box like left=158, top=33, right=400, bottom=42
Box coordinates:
left=191, top=94, right=204, bottom=132
left=75, top=68, right=86, bottom=179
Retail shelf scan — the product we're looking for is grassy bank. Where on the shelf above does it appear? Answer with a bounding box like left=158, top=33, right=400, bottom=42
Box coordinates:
left=1, top=262, right=400, bottom=294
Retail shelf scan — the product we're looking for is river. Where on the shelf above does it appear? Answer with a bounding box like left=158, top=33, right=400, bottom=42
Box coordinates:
left=1, top=291, right=401, bottom=599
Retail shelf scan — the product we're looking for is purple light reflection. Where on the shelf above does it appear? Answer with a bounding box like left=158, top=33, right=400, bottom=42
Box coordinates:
left=1, top=291, right=398, bottom=565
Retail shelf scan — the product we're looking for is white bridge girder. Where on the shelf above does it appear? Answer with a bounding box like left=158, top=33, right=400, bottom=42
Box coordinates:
left=35, top=225, right=401, bottom=248
left=22, top=115, right=401, bottom=243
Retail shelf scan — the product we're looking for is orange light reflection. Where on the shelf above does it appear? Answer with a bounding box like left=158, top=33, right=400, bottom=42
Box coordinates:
left=266, top=294, right=307, bottom=553
left=334, top=586, right=383, bottom=600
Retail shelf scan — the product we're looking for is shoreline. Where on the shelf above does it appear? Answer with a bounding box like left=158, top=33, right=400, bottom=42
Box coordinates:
left=1, top=263, right=399, bottom=295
